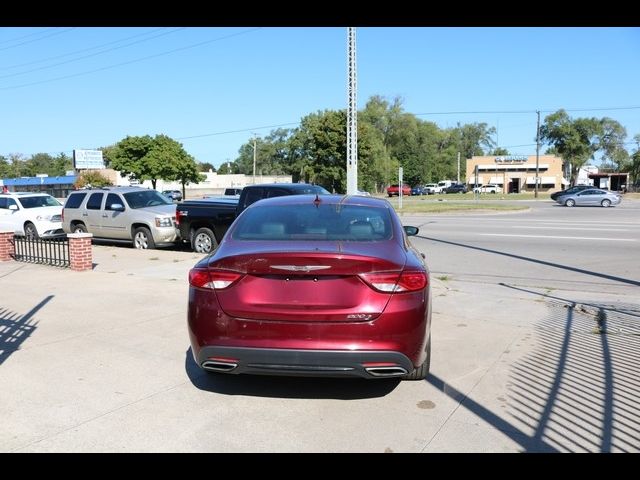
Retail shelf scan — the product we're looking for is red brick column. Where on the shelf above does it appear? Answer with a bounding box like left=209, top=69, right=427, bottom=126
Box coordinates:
left=67, top=233, right=94, bottom=271
left=0, top=230, right=15, bottom=261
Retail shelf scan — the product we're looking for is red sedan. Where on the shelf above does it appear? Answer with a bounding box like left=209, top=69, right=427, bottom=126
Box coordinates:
left=386, top=184, right=412, bottom=197
left=188, top=194, right=431, bottom=380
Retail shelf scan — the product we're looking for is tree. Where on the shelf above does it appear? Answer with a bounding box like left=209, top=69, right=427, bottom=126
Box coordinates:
left=598, top=117, right=628, bottom=171
left=539, top=110, right=602, bottom=185
left=74, top=171, right=113, bottom=189
left=198, top=162, right=215, bottom=172
left=0, top=155, right=10, bottom=178
left=490, top=147, right=510, bottom=155
left=105, top=134, right=199, bottom=190
left=629, top=134, right=640, bottom=186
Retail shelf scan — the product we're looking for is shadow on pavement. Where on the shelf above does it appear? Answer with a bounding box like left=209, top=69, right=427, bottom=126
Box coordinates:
left=184, top=348, right=400, bottom=400
left=0, top=295, right=53, bottom=366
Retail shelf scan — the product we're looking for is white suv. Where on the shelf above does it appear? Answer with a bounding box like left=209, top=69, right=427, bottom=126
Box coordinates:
left=0, top=192, right=64, bottom=238
left=473, top=184, right=502, bottom=194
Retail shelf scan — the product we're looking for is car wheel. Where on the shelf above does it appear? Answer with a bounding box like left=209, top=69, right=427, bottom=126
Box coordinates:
left=601, top=199, right=611, bottom=208
left=73, top=223, right=87, bottom=233
left=402, top=337, right=431, bottom=381
left=24, top=222, right=39, bottom=239
left=133, top=226, right=155, bottom=249
left=192, top=227, right=217, bottom=254
left=565, top=199, right=576, bottom=207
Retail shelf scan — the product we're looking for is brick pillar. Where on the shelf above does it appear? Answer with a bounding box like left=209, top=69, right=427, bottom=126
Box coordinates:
left=0, top=230, right=15, bottom=262
left=68, top=233, right=93, bottom=271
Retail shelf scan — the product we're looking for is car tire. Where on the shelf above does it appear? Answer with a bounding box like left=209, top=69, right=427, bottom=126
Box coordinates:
left=24, top=222, right=39, bottom=239
left=133, top=226, right=155, bottom=249
left=565, top=199, right=576, bottom=207
left=402, top=337, right=431, bottom=381
left=73, top=223, right=87, bottom=233
left=192, top=227, right=217, bottom=254
left=601, top=199, right=611, bottom=208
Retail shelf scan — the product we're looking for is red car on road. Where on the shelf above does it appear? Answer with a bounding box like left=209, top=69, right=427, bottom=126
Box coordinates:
left=386, top=184, right=411, bottom=197
left=188, top=194, right=432, bottom=380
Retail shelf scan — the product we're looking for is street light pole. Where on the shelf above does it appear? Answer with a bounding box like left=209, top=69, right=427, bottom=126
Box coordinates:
left=535, top=110, right=540, bottom=198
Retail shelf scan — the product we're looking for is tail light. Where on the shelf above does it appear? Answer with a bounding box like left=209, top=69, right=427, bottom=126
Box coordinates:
left=175, top=209, right=184, bottom=226
left=360, top=271, right=428, bottom=293
left=189, top=268, right=243, bottom=289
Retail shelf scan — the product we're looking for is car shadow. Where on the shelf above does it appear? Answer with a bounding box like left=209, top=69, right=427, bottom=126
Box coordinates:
left=184, top=348, right=400, bottom=399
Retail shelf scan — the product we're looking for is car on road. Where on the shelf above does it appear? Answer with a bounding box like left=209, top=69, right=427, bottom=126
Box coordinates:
left=62, top=186, right=179, bottom=249
left=445, top=184, right=468, bottom=194
left=386, top=184, right=411, bottom=197
left=162, top=190, right=183, bottom=201
left=555, top=188, right=622, bottom=207
left=188, top=194, right=431, bottom=380
left=473, top=184, right=502, bottom=194
left=0, top=192, right=64, bottom=239
left=550, top=184, right=592, bottom=201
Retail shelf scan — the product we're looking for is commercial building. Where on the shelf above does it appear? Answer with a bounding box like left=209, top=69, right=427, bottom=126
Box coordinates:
left=466, top=155, right=566, bottom=194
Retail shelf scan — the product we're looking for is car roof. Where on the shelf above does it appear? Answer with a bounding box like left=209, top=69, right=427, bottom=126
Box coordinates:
left=0, top=191, right=51, bottom=197
left=70, top=186, right=150, bottom=194
left=246, top=194, right=393, bottom=209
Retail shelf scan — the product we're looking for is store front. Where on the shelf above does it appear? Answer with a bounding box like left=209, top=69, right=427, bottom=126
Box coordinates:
left=466, top=155, right=565, bottom=193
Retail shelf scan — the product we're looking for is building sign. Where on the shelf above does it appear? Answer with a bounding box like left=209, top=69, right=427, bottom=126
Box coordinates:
left=495, top=155, right=527, bottom=163
left=73, top=149, right=105, bottom=169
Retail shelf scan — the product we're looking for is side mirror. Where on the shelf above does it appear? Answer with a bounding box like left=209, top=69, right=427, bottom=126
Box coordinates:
left=404, top=225, right=419, bottom=236
left=110, top=203, right=125, bottom=211
left=8, top=204, right=18, bottom=211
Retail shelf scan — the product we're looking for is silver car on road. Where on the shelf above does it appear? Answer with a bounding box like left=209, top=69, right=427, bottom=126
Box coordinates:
left=555, top=188, right=622, bottom=208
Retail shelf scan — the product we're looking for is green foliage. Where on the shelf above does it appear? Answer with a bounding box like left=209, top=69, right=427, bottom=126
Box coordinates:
left=74, top=170, right=113, bottom=189
left=490, top=147, right=510, bottom=155
left=630, top=134, right=640, bottom=184
left=105, top=134, right=202, bottom=191
left=198, top=162, right=215, bottom=172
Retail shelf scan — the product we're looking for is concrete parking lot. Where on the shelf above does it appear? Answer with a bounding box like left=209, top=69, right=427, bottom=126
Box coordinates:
left=1, top=199, right=639, bottom=452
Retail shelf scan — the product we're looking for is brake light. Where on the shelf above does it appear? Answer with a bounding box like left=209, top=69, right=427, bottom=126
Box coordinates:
left=188, top=268, right=243, bottom=289
left=360, top=271, right=428, bottom=293
left=175, top=209, right=183, bottom=226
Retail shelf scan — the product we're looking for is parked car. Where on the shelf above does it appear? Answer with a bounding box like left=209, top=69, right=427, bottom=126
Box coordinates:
left=411, top=185, right=426, bottom=196
left=473, top=184, right=502, bottom=194
left=62, top=186, right=178, bottom=249
left=386, top=184, right=411, bottom=197
left=423, top=183, right=442, bottom=195
left=0, top=192, right=64, bottom=239
left=162, top=190, right=182, bottom=201
left=355, top=189, right=371, bottom=196
left=550, top=184, right=592, bottom=201
left=555, top=189, right=622, bottom=207
left=445, top=184, right=468, bottom=194
left=177, top=183, right=330, bottom=254
left=224, top=188, right=243, bottom=196
left=188, top=194, right=431, bottom=380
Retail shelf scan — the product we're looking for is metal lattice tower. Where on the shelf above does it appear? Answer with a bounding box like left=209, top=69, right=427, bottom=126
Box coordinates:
left=346, top=27, right=358, bottom=195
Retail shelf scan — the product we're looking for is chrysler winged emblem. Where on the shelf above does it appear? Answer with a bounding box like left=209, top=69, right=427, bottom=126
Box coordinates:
left=271, top=265, right=331, bottom=272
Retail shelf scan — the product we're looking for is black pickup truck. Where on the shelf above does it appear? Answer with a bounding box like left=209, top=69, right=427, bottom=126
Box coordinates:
left=176, top=183, right=330, bottom=253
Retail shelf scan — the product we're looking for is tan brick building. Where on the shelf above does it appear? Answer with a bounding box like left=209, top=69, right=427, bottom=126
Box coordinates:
left=466, top=155, right=566, bottom=193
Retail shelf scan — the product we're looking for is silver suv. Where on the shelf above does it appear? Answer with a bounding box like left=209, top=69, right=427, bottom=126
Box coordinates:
left=0, top=192, right=64, bottom=238
left=62, top=186, right=178, bottom=249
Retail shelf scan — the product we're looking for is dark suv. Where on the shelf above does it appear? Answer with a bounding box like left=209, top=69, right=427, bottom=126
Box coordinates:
left=445, top=184, right=468, bottom=194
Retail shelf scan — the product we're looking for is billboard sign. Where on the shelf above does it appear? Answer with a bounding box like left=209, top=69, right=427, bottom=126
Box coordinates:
left=73, top=149, right=105, bottom=169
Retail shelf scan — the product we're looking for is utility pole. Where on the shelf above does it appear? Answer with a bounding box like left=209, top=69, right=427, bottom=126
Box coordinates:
left=346, top=27, right=358, bottom=195
left=457, top=152, right=461, bottom=183
left=252, top=136, right=257, bottom=185
left=535, top=110, right=540, bottom=199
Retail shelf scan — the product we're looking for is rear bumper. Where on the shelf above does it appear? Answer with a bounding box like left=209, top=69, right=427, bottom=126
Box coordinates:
left=194, top=346, right=414, bottom=379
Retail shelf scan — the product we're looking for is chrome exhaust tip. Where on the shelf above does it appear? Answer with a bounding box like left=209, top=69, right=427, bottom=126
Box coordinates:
left=202, top=360, right=238, bottom=372
left=365, top=366, right=408, bottom=377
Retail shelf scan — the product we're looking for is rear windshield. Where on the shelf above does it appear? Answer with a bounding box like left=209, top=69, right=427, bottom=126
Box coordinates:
left=232, top=204, right=393, bottom=241
left=123, top=190, right=173, bottom=209
left=18, top=195, right=61, bottom=208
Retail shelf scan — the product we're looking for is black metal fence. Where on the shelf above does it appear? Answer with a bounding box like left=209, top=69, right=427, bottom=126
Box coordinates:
left=12, top=235, right=70, bottom=268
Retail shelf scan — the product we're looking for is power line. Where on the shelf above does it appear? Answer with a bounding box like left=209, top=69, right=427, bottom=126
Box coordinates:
left=0, top=27, right=57, bottom=46
left=177, top=122, right=300, bottom=140
left=0, top=28, right=187, bottom=80
left=0, top=27, right=168, bottom=71
left=0, top=28, right=261, bottom=91
left=0, top=28, right=76, bottom=52
left=415, top=106, right=640, bottom=116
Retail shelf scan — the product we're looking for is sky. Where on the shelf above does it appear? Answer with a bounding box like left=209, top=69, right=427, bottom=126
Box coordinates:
left=1, top=27, right=639, bottom=169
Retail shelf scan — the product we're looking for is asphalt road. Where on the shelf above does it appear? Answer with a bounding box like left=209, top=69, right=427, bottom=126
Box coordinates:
left=1, top=198, right=638, bottom=452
